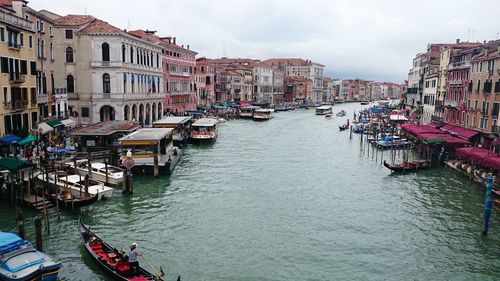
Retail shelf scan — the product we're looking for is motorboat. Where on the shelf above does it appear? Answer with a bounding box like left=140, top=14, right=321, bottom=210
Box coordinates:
left=37, top=173, right=114, bottom=200
left=190, top=118, right=218, bottom=142
left=66, top=160, right=124, bottom=186
left=253, top=109, right=274, bottom=121
left=315, top=106, right=333, bottom=115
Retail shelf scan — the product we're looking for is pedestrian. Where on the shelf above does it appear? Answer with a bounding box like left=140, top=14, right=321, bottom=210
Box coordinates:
left=128, top=242, right=142, bottom=275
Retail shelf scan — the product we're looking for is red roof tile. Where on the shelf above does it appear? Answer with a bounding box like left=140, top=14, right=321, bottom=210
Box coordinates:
left=54, top=14, right=95, bottom=26
left=78, top=19, right=124, bottom=34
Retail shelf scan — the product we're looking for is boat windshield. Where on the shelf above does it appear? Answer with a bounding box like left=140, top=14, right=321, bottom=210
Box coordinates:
left=4, top=250, right=44, bottom=273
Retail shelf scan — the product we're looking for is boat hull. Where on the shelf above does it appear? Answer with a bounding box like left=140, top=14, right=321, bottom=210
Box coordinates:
left=383, top=160, right=430, bottom=172
left=130, top=148, right=183, bottom=175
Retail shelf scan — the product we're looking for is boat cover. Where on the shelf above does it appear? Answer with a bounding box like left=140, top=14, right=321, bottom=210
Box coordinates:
left=0, top=232, right=28, bottom=255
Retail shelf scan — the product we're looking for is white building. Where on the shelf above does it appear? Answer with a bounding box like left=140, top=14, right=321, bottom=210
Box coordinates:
left=53, top=15, right=163, bottom=125
left=253, top=65, right=273, bottom=104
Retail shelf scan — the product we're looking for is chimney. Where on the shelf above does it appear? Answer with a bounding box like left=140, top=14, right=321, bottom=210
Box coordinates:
left=173, top=37, right=176, bottom=45
left=456, top=39, right=460, bottom=44
left=187, top=45, right=190, bottom=50
left=181, top=45, right=184, bottom=48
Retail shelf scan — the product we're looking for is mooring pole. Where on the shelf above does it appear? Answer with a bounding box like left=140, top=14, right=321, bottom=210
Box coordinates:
left=482, top=175, right=494, bottom=235
left=35, top=216, right=43, bottom=252
left=17, top=207, right=25, bottom=239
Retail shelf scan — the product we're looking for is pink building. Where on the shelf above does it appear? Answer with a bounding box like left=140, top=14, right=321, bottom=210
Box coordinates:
left=129, top=30, right=197, bottom=114
left=195, top=57, right=215, bottom=107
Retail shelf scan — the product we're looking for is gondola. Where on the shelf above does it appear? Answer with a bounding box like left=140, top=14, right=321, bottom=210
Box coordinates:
left=383, top=160, right=430, bottom=172
left=339, top=124, right=349, bottom=131
left=79, top=219, right=162, bottom=281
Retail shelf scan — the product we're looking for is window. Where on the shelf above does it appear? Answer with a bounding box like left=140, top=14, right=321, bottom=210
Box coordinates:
left=122, top=44, right=126, bottom=62
left=103, top=73, right=111, bottom=93
left=30, top=61, right=36, bottom=75
left=67, top=75, right=74, bottom=93
left=130, top=47, right=134, bottom=63
left=1, top=57, right=8, bottom=73
left=0, top=27, right=4, bottom=42
left=20, top=60, right=27, bottom=75
left=19, top=33, right=23, bottom=46
left=102, top=43, right=110, bottom=62
left=66, top=47, right=74, bottom=63
left=65, top=29, right=73, bottom=39
left=477, top=79, right=480, bottom=92
left=81, top=107, right=89, bottom=118
left=493, top=103, right=499, bottom=116
left=28, top=35, right=32, bottom=48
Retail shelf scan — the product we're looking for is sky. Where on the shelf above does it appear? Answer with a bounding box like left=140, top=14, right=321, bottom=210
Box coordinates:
left=30, top=0, right=500, bottom=83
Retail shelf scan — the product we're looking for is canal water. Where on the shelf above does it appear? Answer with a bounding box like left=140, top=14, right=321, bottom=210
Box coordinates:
left=1, top=102, right=500, bottom=280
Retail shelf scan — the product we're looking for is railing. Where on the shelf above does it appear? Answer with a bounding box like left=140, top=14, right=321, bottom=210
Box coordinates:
left=431, top=115, right=443, bottom=122
left=57, top=111, right=69, bottom=119
left=444, top=100, right=459, bottom=108
left=8, top=41, right=21, bottom=50
left=38, top=94, right=48, bottom=103
left=9, top=74, right=25, bottom=84
left=169, top=71, right=191, bottom=77
left=11, top=100, right=28, bottom=110
left=447, top=61, right=470, bottom=70
left=3, top=101, right=12, bottom=109
left=434, top=100, right=444, bottom=110
left=406, top=87, right=420, bottom=94
left=93, top=92, right=163, bottom=100
left=0, top=10, right=33, bottom=30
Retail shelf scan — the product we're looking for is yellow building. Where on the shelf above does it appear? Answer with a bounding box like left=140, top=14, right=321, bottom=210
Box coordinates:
left=0, top=4, right=38, bottom=137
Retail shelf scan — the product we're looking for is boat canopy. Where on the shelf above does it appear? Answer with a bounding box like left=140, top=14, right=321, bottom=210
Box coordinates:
left=119, top=128, right=173, bottom=143
left=0, top=232, right=28, bottom=255
left=153, top=116, right=192, bottom=126
left=316, top=106, right=332, bottom=110
left=192, top=118, right=218, bottom=127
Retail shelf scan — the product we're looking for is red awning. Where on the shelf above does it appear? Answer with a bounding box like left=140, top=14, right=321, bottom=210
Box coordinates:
left=417, top=133, right=470, bottom=147
left=482, top=157, right=500, bottom=171
left=440, top=124, right=479, bottom=140
left=401, top=123, right=443, bottom=136
left=455, top=147, right=497, bottom=163
left=427, top=121, right=444, bottom=129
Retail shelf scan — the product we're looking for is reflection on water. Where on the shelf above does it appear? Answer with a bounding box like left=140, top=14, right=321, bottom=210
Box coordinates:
left=1, top=102, right=500, bottom=281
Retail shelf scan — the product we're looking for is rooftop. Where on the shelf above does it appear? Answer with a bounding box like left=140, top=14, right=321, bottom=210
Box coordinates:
left=78, top=19, right=123, bottom=34
left=71, top=121, right=140, bottom=136
left=192, top=118, right=218, bottom=127
left=119, top=128, right=173, bottom=142
left=54, top=14, right=95, bottom=26
left=153, top=116, right=192, bottom=125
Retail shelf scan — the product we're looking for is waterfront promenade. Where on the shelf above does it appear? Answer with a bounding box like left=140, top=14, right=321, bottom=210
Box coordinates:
left=1, top=103, right=500, bottom=280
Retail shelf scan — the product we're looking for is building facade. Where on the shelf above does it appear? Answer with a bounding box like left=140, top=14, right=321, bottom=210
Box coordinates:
left=194, top=57, right=215, bottom=107
left=0, top=2, right=38, bottom=136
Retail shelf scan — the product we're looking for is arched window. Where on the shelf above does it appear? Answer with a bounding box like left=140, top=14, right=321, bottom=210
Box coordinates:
left=67, top=75, right=74, bottom=93
left=66, top=47, right=74, bottom=63
left=130, top=46, right=134, bottom=64
left=103, top=73, right=111, bottom=93
left=102, top=43, right=110, bottom=62
left=122, top=44, right=126, bottom=63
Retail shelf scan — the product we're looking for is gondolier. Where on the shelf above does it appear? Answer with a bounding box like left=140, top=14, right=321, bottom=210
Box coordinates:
left=129, top=242, right=143, bottom=274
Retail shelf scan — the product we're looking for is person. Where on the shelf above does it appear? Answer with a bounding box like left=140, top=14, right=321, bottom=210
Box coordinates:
left=128, top=242, right=142, bottom=275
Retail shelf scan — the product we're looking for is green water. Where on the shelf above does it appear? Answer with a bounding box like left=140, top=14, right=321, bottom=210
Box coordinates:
left=1, top=103, right=500, bottom=280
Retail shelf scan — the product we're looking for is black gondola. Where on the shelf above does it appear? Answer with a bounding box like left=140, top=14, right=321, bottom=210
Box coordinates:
left=339, top=124, right=349, bottom=131
left=48, top=191, right=98, bottom=208
left=383, top=160, right=430, bottom=172
left=79, top=219, right=162, bottom=281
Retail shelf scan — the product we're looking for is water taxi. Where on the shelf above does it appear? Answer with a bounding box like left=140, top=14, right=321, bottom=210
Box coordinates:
left=152, top=116, right=193, bottom=146
left=315, top=106, right=333, bottom=115
left=37, top=173, right=114, bottom=200
left=191, top=118, right=218, bottom=142
left=253, top=109, right=274, bottom=121
left=66, top=160, right=124, bottom=186
left=240, top=106, right=260, bottom=118
left=0, top=232, right=61, bottom=281
left=336, top=110, right=346, bottom=117
left=119, top=128, right=182, bottom=175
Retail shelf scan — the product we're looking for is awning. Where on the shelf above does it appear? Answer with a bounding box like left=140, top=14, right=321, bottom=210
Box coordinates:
left=38, top=122, right=54, bottom=134
left=0, top=135, right=21, bottom=145
left=455, top=147, right=497, bottom=163
left=46, top=119, right=63, bottom=128
left=61, top=119, right=76, bottom=128
left=482, top=157, right=500, bottom=171
left=440, top=124, right=479, bottom=140
left=18, top=135, right=37, bottom=146
left=0, top=157, right=34, bottom=172
left=401, top=124, right=442, bottom=136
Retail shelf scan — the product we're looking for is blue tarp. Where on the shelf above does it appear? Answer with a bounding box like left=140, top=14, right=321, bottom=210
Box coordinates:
left=0, top=135, right=21, bottom=145
left=0, top=232, right=28, bottom=255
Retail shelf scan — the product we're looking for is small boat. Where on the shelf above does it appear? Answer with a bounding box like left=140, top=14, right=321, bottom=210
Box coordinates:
left=383, top=160, right=431, bottom=172
left=336, top=110, right=346, bottom=117
left=37, top=173, right=114, bottom=200
left=315, top=106, right=333, bottom=115
left=339, top=124, right=349, bottom=131
left=47, top=190, right=98, bottom=209
left=240, top=106, right=260, bottom=119
left=79, top=220, right=163, bottom=281
left=253, top=109, right=274, bottom=121
left=360, top=100, right=369, bottom=105
left=190, top=118, right=218, bottom=142
left=325, top=114, right=332, bottom=120
left=66, top=160, right=124, bottom=186
left=0, top=231, right=61, bottom=281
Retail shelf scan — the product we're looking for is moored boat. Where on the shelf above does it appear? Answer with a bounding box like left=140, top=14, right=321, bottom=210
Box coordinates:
left=240, top=106, right=260, bottom=119
left=336, top=110, right=346, bottom=117
left=66, top=160, right=124, bottom=186
left=47, top=190, right=98, bottom=209
left=152, top=116, right=193, bottom=146
left=0, top=231, right=61, bottom=281
left=190, top=118, right=218, bottom=142
left=383, top=160, right=431, bottom=172
left=253, top=109, right=274, bottom=121
left=79, top=220, right=162, bottom=281
left=37, top=172, right=114, bottom=200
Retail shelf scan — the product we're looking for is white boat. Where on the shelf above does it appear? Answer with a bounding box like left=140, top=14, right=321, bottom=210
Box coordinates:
left=253, top=109, right=274, bottom=121
left=190, top=118, right=218, bottom=141
left=37, top=173, right=114, bottom=200
left=240, top=106, right=260, bottom=118
left=152, top=116, right=193, bottom=146
left=66, top=160, right=124, bottom=186
left=315, top=106, right=333, bottom=115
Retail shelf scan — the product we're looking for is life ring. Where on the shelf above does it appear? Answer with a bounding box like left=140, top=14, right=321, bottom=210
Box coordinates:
left=73, top=111, right=79, bottom=117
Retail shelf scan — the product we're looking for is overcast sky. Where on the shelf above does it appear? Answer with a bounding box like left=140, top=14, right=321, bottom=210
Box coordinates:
left=30, top=0, right=500, bottom=82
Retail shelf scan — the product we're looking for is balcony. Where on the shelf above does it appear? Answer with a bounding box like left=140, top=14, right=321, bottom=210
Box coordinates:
left=406, top=87, right=420, bottom=94
left=444, top=100, right=459, bottom=108
left=91, top=61, right=123, bottom=68
left=493, top=126, right=500, bottom=136
left=434, top=100, right=444, bottom=110
left=431, top=115, right=443, bottom=122
left=8, top=41, right=21, bottom=50
left=7, top=100, right=29, bottom=110
left=9, top=74, right=25, bottom=84
left=93, top=92, right=163, bottom=101
left=447, top=61, right=470, bottom=71
left=38, top=94, right=48, bottom=104
left=0, top=10, right=33, bottom=30
left=169, top=71, right=191, bottom=77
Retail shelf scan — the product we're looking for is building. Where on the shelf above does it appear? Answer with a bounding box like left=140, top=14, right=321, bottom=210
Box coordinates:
left=466, top=40, right=500, bottom=145
left=285, top=76, right=311, bottom=103
left=422, top=61, right=439, bottom=124
left=128, top=30, right=197, bottom=114
left=194, top=57, right=215, bottom=107
left=272, top=68, right=284, bottom=105
left=23, top=7, right=60, bottom=120
left=0, top=0, right=38, bottom=136
left=253, top=64, right=273, bottom=104
left=53, top=16, right=164, bottom=125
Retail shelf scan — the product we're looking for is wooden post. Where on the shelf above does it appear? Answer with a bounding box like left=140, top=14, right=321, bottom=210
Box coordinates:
left=349, top=125, right=353, bottom=140
left=153, top=154, right=159, bottom=177
left=10, top=179, right=14, bottom=204
left=34, top=216, right=43, bottom=252
left=105, top=161, right=109, bottom=185
left=87, top=156, right=92, bottom=179
left=482, top=175, right=494, bottom=235
left=84, top=175, right=89, bottom=197
left=17, top=207, right=25, bottom=239
left=42, top=195, right=50, bottom=234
